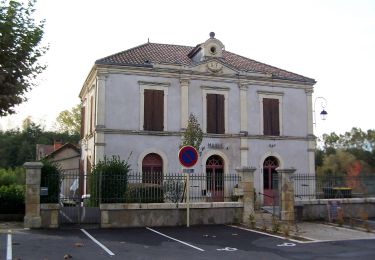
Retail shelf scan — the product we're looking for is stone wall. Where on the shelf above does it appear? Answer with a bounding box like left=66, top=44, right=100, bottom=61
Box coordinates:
left=296, top=198, right=375, bottom=220
left=100, top=202, right=243, bottom=228
left=40, top=204, right=59, bottom=228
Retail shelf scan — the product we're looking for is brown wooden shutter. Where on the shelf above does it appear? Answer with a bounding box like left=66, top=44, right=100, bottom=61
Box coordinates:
left=80, top=106, right=85, bottom=138
left=216, top=94, right=225, bottom=134
left=270, top=99, right=280, bottom=136
left=263, top=98, right=272, bottom=135
left=263, top=98, right=280, bottom=136
left=207, top=94, right=216, bottom=133
left=144, top=90, right=153, bottom=130
left=153, top=90, right=164, bottom=131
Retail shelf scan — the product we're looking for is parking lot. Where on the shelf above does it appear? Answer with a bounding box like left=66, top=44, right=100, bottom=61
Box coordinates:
left=2, top=225, right=375, bottom=259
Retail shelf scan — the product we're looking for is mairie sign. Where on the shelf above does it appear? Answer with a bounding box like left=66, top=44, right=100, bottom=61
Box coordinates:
left=178, top=145, right=198, bottom=168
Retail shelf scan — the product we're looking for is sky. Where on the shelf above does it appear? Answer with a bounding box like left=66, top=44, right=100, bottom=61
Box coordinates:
left=0, top=0, right=374, bottom=137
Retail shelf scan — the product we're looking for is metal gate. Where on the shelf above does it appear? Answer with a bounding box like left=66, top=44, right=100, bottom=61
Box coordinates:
left=59, top=170, right=100, bottom=227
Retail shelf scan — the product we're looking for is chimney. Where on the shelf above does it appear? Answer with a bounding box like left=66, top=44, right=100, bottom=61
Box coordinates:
left=54, top=141, right=63, bottom=151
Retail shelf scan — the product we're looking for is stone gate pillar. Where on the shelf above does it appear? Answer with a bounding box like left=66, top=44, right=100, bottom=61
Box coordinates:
left=24, top=162, right=43, bottom=228
left=236, top=167, right=256, bottom=224
left=277, top=168, right=296, bottom=222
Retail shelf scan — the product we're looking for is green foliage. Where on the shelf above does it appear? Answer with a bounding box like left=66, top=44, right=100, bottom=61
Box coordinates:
left=182, top=113, right=203, bottom=152
left=0, top=184, right=24, bottom=213
left=89, top=156, right=131, bottom=205
left=55, top=104, right=82, bottom=135
left=0, top=167, right=25, bottom=186
left=40, top=160, right=60, bottom=203
left=0, top=122, right=79, bottom=168
left=318, top=128, right=375, bottom=174
left=126, top=184, right=164, bottom=203
left=0, top=0, right=48, bottom=116
left=163, top=179, right=184, bottom=203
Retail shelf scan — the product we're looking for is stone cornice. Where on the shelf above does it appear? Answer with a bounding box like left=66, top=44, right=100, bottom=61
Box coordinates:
left=94, top=128, right=313, bottom=141
left=93, top=64, right=315, bottom=89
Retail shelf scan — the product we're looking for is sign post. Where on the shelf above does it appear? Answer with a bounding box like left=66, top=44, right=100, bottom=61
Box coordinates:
left=178, top=146, right=198, bottom=228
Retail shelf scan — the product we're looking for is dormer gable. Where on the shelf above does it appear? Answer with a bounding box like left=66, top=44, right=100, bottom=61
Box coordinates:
left=188, top=32, right=225, bottom=63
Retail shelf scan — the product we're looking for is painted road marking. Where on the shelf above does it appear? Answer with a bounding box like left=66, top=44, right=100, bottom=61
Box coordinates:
left=217, top=247, right=238, bottom=251
left=146, top=227, right=205, bottom=252
left=277, top=242, right=296, bottom=247
left=228, top=225, right=302, bottom=243
left=6, top=230, right=12, bottom=260
left=80, top=229, right=115, bottom=256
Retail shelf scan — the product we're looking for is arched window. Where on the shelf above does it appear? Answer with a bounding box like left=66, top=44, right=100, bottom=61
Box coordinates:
left=142, top=153, right=163, bottom=184
left=206, top=155, right=224, bottom=202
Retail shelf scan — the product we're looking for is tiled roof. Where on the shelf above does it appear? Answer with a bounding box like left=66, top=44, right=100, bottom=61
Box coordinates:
left=96, top=42, right=315, bottom=83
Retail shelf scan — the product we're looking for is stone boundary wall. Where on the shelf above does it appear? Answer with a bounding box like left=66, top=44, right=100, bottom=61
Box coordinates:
left=40, top=204, right=59, bottom=228
left=296, top=198, right=375, bottom=220
left=100, top=202, right=243, bottom=228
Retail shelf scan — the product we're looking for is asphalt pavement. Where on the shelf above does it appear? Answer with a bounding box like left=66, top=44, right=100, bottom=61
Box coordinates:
left=2, top=224, right=375, bottom=260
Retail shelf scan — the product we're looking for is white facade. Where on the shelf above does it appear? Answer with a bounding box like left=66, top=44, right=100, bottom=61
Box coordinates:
left=79, top=34, right=316, bottom=203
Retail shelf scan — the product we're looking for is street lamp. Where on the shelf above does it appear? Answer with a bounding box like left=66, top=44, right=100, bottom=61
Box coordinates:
left=313, top=96, right=328, bottom=127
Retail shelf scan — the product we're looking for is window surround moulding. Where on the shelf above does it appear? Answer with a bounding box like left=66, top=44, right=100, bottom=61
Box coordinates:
left=257, top=90, right=284, bottom=97
left=201, top=85, right=230, bottom=91
left=139, top=81, right=170, bottom=131
left=138, top=81, right=171, bottom=88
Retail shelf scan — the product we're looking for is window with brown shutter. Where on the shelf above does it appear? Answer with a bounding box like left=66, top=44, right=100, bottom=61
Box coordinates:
left=144, top=89, right=164, bottom=131
left=80, top=106, right=85, bottom=138
left=263, top=98, right=280, bottom=136
left=207, top=94, right=225, bottom=134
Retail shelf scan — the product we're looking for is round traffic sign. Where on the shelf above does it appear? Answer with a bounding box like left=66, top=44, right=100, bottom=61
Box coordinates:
left=178, top=146, right=198, bottom=168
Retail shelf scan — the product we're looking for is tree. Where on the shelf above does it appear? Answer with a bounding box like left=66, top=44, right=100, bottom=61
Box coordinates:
left=181, top=113, right=203, bottom=152
left=0, top=0, right=47, bottom=116
left=55, top=104, right=81, bottom=135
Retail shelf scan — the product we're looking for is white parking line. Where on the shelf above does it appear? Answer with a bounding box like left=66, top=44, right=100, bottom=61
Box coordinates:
left=80, top=229, right=115, bottom=256
left=228, top=225, right=306, bottom=244
left=146, top=227, right=205, bottom=252
left=6, top=231, right=12, bottom=260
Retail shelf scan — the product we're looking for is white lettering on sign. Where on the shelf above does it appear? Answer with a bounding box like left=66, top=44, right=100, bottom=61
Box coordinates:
left=217, top=247, right=238, bottom=251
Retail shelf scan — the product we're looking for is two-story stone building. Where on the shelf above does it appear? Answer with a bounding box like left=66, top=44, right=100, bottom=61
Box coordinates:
left=79, top=32, right=316, bottom=205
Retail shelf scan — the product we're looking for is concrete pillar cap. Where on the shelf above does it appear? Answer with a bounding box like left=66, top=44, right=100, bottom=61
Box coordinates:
left=23, top=162, right=43, bottom=169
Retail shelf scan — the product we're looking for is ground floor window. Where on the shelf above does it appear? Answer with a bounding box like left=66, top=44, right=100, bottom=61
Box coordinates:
left=142, top=153, right=163, bottom=184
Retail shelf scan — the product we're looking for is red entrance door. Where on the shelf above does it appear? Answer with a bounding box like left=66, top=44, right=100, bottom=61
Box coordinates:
left=142, top=153, right=163, bottom=185
left=263, top=156, right=279, bottom=206
left=206, top=155, right=224, bottom=202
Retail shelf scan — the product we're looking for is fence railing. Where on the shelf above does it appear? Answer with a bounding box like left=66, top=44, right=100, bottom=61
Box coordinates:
left=294, top=173, right=375, bottom=200
left=40, top=171, right=241, bottom=205
left=95, top=172, right=241, bottom=204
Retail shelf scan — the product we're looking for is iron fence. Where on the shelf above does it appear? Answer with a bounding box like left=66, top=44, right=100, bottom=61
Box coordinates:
left=294, top=173, right=375, bottom=200
left=40, top=171, right=241, bottom=205
left=95, top=172, right=241, bottom=204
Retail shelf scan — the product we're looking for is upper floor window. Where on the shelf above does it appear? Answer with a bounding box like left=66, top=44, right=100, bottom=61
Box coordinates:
left=139, top=81, right=170, bottom=131
left=263, top=98, right=280, bottom=136
left=202, top=86, right=229, bottom=134
left=207, top=94, right=225, bottom=134
left=258, top=91, right=283, bottom=136
left=144, top=89, right=164, bottom=131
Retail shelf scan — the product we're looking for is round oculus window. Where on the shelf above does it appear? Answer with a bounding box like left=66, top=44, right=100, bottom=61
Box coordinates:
left=210, top=46, right=217, bottom=54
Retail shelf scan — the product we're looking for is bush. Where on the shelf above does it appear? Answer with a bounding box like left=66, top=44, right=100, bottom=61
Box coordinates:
left=0, top=184, right=25, bottom=214
left=0, top=167, right=25, bottom=186
left=90, top=156, right=131, bottom=205
left=126, top=183, right=164, bottom=203
left=40, top=160, right=60, bottom=203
